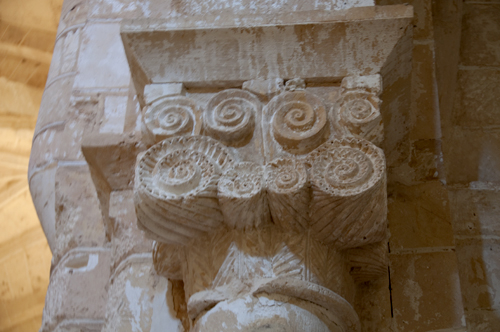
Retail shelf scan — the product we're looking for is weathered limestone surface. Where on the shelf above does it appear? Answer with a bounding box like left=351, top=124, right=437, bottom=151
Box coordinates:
left=28, top=0, right=500, bottom=331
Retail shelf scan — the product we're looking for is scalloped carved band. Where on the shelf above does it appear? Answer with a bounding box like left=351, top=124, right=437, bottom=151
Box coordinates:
left=136, top=135, right=386, bottom=249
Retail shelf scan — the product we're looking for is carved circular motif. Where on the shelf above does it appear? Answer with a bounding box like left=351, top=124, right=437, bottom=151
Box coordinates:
left=339, top=91, right=380, bottom=124
left=153, top=151, right=209, bottom=195
left=144, top=96, right=197, bottom=142
left=218, top=162, right=263, bottom=197
left=137, top=136, right=234, bottom=199
left=309, top=138, right=385, bottom=196
left=266, top=158, right=307, bottom=193
left=324, top=148, right=373, bottom=189
left=204, top=89, right=260, bottom=147
left=270, top=91, right=329, bottom=154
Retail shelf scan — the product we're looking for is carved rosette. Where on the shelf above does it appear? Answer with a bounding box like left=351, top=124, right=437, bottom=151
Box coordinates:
left=217, top=162, right=270, bottom=230
left=309, top=137, right=387, bottom=248
left=143, top=96, right=198, bottom=143
left=338, top=90, right=383, bottom=145
left=203, top=89, right=260, bottom=147
left=266, top=158, right=310, bottom=232
left=269, top=90, right=330, bottom=154
left=135, top=136, right=234, bottom=244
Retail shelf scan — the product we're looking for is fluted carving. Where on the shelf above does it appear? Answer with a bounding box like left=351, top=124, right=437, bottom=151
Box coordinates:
left=268, top=90, right=330, bottom=154
left=338, top=90, right=383, bottom=145
left=203, top=89, right=260, bottom=147
left=346, top=241, right=388, bottom=283
left=308, top=137, right=387, bottom=248
left=143, top=96, right=199, bottom=143
left=152, top=242, right=183, bottom=280
left=134, top=136, right=234, bottom=244
left=218, top=162, right=270, bottom=230
left=266, top=158, right=310, bottom=232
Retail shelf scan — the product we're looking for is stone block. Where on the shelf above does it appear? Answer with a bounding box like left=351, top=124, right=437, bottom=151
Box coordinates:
left=35, top=75, right=74, bottom=134
left=57, top=0, right=91, bottom=35
left=144, top=83, right=186, bottom=105
left=41, top=248, right=111, bottom=332
left=82, top=133, right=145, bottom=190
left=103, top=257, right=183, bottom=332
left=109, top=190, right=153, bottom=269
left=454, top=69, right=500, bottom=128
left=353, top=273, right=393, bottom=332
left=29, top=165, right=57, bottom=250
left=388, top=139, right=440, bottom=186
left=460, top=3, right=500, bottom=67
left=30, top=123, right=84, bottom=170
left=341, top=74, right=382, bottom=95
left=390, top=251, right=465, bottom=332
left=48, top=28, right=81, bottom=83
left=388, top=181, right=454, bottom=250
left=377, top=0, right=433, bottom=40
left=30, top=94, right=104, bottom=170
left=74, top=23, right=131, bottom=89
left=444, top=127, right=500, bottom=185
left=455, top=238, right=500, bottom=313
left=99, top=95, right=128, bottom=134
left=455, top=237, right=500, bottom=331
left=411, top=43, right=438, bottom=140
left=54, top=165, right=106, bottom=260
left=449, top=188, right=500, bottom=237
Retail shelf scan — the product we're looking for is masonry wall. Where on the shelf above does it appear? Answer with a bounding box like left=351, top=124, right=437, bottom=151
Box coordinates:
left=29, top=0, right=500, bottom=331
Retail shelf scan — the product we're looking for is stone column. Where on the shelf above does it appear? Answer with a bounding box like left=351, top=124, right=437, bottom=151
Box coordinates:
left=30, top=1, right=414, bottom=331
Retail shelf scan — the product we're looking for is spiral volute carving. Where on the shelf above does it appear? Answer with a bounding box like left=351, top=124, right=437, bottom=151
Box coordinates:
left=204, top=89, right=260, bottom=147
left=266, top=158, right=307, bottom=194
left=143, top=96, right=198, bottom=143
left=266, top=158, right=310, bottom=231
left=269, top=91, right=329, bottom=154
left=309, top=138, right=384, bottom=196
left=308, top=137, right=387, bottom=248
left=218, top=162, right=270, bottom=230
left=338, top=90, right=383, bottom=145
left=135, top=136, right=234, bottom=244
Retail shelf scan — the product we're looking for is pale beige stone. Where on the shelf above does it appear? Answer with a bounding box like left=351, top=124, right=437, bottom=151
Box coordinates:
left=41, top=248, right=111, bottom=332
left=27, top=1, right=492, bottom=332
left=144, top=83, right=186, bottom=105
left=74, top=23, right=131, bottom=89
left=54, top=165, right=106, bottom=261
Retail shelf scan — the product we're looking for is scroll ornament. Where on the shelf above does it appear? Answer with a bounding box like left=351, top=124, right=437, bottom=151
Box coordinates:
left=143, top=96, right=198, bottom=143
left=218, top=162, right=270, bottom=230
left=134, top=136, right=233, bottom=245
left=338, top=90, right=383, bottom=145
left=309, top=137, right=387, bottom=249
left=203, top=89, right=260, bottom=147
left=269, top=90, right=330, bottom=154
